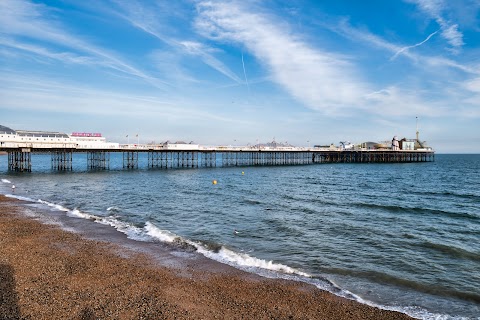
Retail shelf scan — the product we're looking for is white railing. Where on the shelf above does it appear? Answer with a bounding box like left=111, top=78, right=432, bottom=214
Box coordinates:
left=0, top=141, right=433, bottom=153
left=0, top=142, right=78, bottom=149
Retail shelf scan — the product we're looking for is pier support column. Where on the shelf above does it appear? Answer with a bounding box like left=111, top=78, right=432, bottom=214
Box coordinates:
left=123, top=151, right=138, bottom=169
left=190, top=151, right=199, bottom=168
left=160, top=151, right=170, bottom=168
left=222, top=152, right=237, bottom=167
left=51, top=149, right=73, bottom=171
left=166, top=152, right=172, bottom=168
left=175, top=152, right=181, bottom=168
left=148, top=151, right=162, bottom=168
left=201, top=152, right=216, bottom=167
left=8, top=149, right=32, bottom=172
left=88, top=151, right=110, bottom=170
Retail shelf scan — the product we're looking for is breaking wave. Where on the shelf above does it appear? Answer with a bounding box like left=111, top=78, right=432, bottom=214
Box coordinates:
left=2, top=193, right=462, bottom=320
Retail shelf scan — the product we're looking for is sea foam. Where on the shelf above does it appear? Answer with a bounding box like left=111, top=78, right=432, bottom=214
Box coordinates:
left=1, top=194, right=451, bottom=319
left=145, top=222, right=177, bottom=243
left=140, top=222, right=312, bottom=277
left=106, top=206, right=120, bottom=212
left=197, top=245, right=311, bottom=277
left=4, top=194, right=313, bottom=280
left=5, top=194, right=35, bottom=202
left=38, top=199, right=70, bottom=212
left=1, top=179, right=12, bottom=184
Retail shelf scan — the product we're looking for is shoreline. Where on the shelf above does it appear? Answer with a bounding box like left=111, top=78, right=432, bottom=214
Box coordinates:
left=0, top=195, right=412, bottom=319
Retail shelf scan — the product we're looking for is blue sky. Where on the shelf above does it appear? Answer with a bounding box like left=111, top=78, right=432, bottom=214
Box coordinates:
left=1, top=0, right=479, bottom=152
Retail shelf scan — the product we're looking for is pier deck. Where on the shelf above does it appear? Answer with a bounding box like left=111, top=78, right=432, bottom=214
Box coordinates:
left=0, top=144, right=434, bottom=172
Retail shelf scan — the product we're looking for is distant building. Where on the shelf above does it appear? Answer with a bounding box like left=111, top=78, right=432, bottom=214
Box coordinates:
left=359, top=142, right=381, bottom=150
left=391, top=136, right=400, bottom=150
left=400, top=139, right=416, bottom=150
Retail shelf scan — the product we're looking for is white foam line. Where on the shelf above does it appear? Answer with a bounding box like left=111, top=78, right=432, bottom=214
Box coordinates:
left=5, top=194, right=36, bottom=202
left=143, top=222, right=311, bottom=277
left=316, top=280, right=456, bottom=320
left=145, top=222, right=177, bottom=243
left=198, top=245, right=311, bottom=277
left=143, top=225, right=447, bottom=320
left=0, top=195, right=457, bottom=319
left=38, top=199, right=69, bottom=212
left=1, top=179, right=12, bottom=184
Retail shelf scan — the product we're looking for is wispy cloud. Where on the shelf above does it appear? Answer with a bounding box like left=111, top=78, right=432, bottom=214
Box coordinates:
left=333, top=20, right=478, bottom=75
left=193, top=1, right=478, bottom=118
left=178, top=41, right=243, bottom=83
left=406, top=0, right=464, bottom=51
left=391, top=30, right=439, bottom=60
left=194, top=1, right=369, bottom=113
left=0, top=72, right=253, bottom=125
left=464, top=77, right=480, bottom=93
left=0, top=73, right=171, bottom=116
left=0, top=0, right=168, bottom=89
left=459, top=77, right=480, bottom=117
left=364, top=86, right=442, bottom=116
left=334, top=19, right=415, bottom=59
left=0, top=37, right=98, bottom=66
left=148, top=50, right=199, bottom=84
left=107, top=0, right=243, bottom=83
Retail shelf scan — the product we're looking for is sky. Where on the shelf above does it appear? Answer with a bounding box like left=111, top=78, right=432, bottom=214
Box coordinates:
left=1, top=0, right=480, bottom=153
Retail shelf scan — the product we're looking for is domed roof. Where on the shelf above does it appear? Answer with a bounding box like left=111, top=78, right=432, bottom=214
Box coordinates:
left=0, top=125, right=16, bottom=134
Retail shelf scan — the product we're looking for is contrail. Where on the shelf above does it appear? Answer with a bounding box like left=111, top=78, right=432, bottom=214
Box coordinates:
left=241, top=52, right=251, bottom=94
left=391, top=30, right=439, bottom=60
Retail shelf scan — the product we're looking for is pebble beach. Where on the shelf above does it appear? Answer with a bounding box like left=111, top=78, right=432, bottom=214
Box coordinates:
left=0, top=195, right=412, bottom=319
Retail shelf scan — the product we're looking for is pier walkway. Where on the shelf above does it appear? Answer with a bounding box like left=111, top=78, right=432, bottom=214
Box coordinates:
left=0, top=143, right=434, bottom=172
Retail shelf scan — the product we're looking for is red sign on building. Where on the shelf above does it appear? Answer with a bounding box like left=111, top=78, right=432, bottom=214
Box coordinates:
left=71, top=132, right=102, bottom=137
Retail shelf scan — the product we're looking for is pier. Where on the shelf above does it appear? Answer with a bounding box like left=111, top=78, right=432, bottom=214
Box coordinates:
left=0, top=145, right=434, bottom=172
left=0, top=124, right=435, bottom=172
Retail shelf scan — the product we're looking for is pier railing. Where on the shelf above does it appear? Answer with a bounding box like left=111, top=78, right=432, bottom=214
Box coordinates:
left=0, top=141, right=434, bottom=172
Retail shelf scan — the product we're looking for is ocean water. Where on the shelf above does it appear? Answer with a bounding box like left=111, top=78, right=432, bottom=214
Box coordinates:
left=1, top=153, right=479, bottom=319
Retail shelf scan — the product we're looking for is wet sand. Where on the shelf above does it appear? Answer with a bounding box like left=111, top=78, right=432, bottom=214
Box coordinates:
left=0, top=195, right=412, bottom=319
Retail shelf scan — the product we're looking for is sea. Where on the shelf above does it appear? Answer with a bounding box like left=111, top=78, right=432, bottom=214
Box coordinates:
left=1, top=153, right=479, bottom=319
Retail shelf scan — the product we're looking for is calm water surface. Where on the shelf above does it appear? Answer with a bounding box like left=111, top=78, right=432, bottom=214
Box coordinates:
left=1, top=154, right=479, bottom=319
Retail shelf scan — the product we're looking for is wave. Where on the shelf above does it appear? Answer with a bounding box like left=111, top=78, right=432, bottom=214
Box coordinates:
left=60, top=215, right=467, bottom=319
left=5, top=193, right=313, bottom=280
left=144, top=222, right=177, bottom=243
left=85, top=214, right=147, bottom=242
left=197, top=241, right=311, bottom=278
left=418, top=241, right=480, bottom=262
left=4, top=193, right=312, bottom=279
left=354, top=202, right=479, bottom=221
left=242, top=199, right=262, bottom=205
left=325, top=267, right=480, bottom=305
left=38, top=199, right=70, bottom=212
left=2, top=194, right=460, bottom=320
left=143, top=222, right=312, bottom=277
left=1, top=179, right=12, bottom=184
left=5, top=194, right=40, bottom=203
left=411, top=190, right=480, bottom=202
